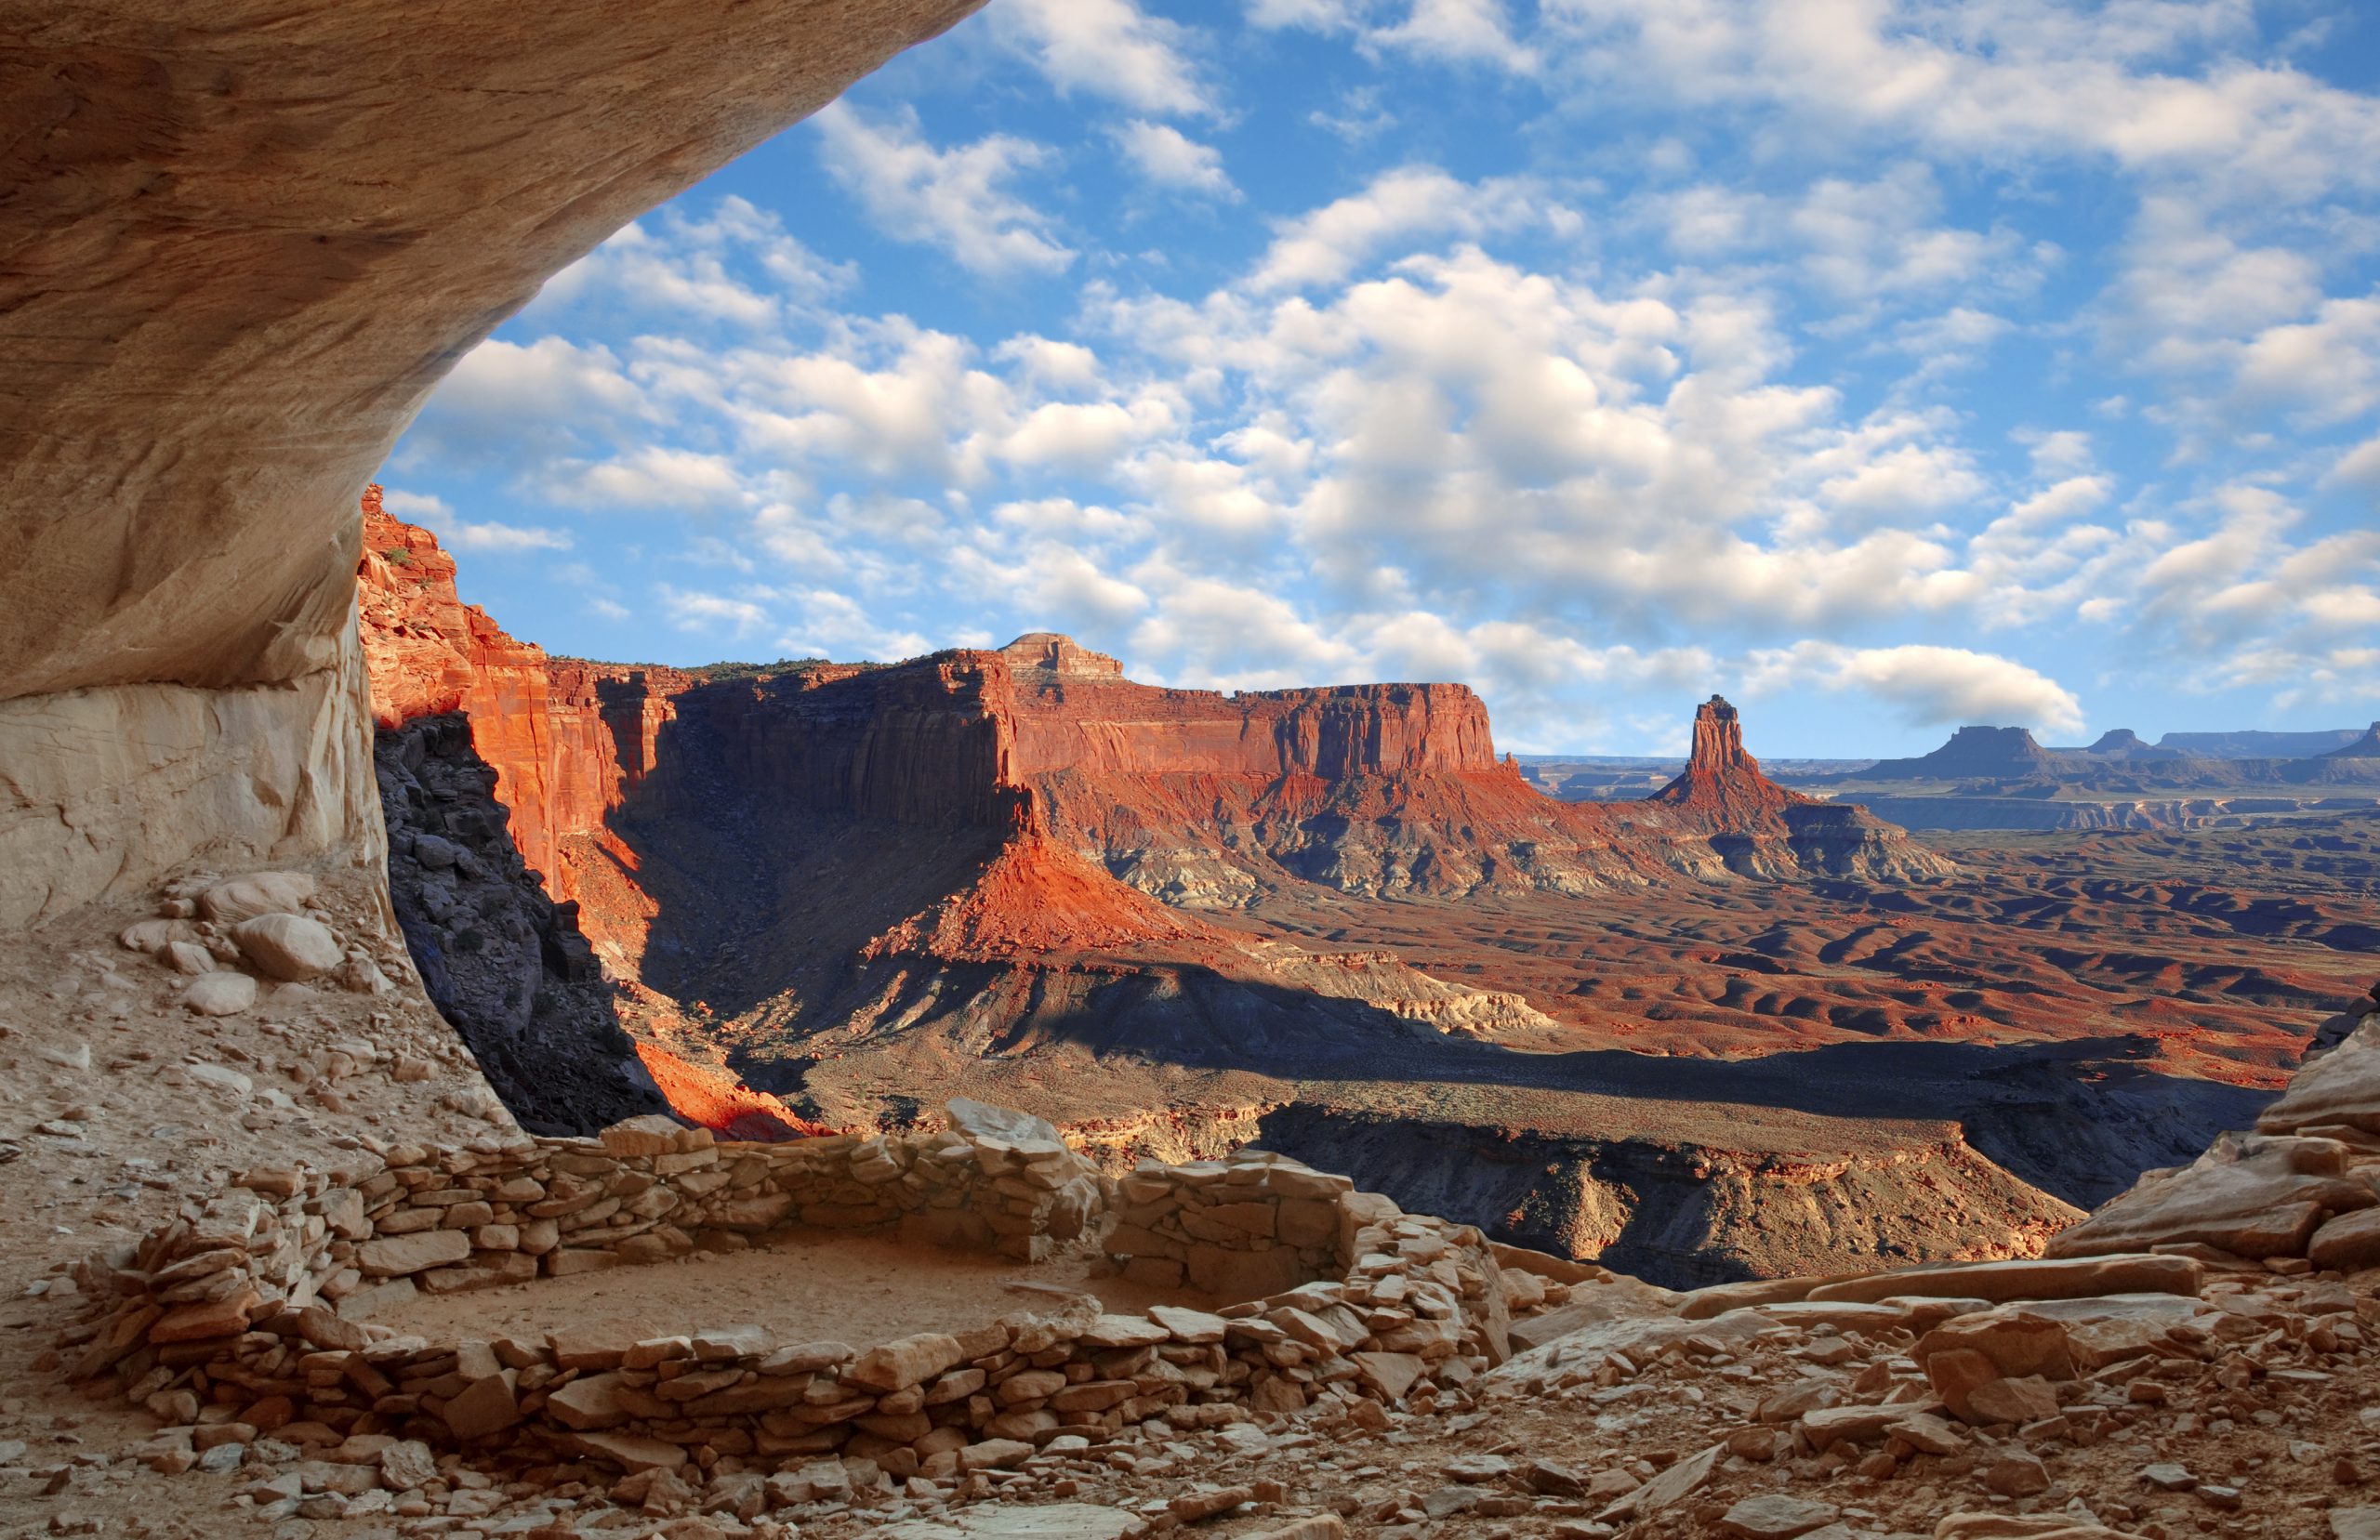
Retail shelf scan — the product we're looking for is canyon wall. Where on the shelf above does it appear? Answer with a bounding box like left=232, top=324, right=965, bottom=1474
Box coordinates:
left=0, top=0, right=984, bottom=929
left=353, top=522, right=1952, bottom=945
left=1006, top=665, right=1502, bottom=784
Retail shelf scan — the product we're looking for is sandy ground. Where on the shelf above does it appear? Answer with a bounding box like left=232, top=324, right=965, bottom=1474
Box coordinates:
left=373, top=1230, right=1209, bottom=1349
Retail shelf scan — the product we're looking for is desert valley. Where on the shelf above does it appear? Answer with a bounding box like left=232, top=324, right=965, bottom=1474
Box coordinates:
left=354, top=489, right=2380, bottom=1288
left=7, top=4, right=2380, bottom=1540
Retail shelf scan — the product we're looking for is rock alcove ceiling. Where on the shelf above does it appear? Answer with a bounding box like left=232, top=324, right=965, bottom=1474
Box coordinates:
left=0, top=0, right=985, bottom=929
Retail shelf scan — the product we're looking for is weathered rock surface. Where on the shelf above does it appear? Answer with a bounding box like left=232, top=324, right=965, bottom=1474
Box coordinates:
left=2047, top=1130, right=2376, bottom=1258
left=2262, top=1017, right=2380, bottom=1133
left=0, top=0, right=984, bottom=927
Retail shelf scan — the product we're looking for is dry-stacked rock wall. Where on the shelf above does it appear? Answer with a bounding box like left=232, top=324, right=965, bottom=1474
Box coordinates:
left=1103, top=1160, right=1358, bottom=1298
left=62, top=1123, right=1519, bottom=1487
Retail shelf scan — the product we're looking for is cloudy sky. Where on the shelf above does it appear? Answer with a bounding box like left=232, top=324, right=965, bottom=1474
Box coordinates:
left=382, top=0, right=2380, bottom=757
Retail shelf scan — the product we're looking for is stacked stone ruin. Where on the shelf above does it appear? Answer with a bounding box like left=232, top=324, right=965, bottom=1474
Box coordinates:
left=57, top=1111, right=1531, bottom=1495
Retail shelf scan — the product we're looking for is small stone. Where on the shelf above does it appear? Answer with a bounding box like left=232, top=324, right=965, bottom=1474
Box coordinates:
left=1981, top=1453, right=2051, bottom=1498
left=164, top=941, right=215, bottom=976
left=182, top=975, right=258, bottom=1017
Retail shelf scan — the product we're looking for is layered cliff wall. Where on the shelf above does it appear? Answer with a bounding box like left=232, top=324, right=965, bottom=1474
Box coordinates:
left=356, top=523, right=1949, bottom=931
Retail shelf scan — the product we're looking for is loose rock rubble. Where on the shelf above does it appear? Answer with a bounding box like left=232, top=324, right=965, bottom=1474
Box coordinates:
left=12, top=983, right=2380, bottom=1540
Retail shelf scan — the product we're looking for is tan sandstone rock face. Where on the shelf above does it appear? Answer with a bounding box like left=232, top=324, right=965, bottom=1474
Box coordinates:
left=0, top=0, right=984, bottom=927
left=2045, top=1130, right=2378, bottom=1258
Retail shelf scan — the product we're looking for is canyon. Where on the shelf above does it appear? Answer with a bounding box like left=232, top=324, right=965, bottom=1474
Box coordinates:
left=348, top=492, right=2372, bottom=1289
left=7, top=10, right=2379, bottom=1535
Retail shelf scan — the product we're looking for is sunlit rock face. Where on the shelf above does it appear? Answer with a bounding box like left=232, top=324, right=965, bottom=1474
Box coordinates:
left=0, top=0, right=984, bottom=928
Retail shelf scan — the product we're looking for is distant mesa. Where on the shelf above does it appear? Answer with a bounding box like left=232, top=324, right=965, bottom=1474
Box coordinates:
left=1005, top=631, right=1124, bottom=680
left=1848, top=723, right=2058, bottom=782
left=2321, top=722, right=2380, bottom=759
left=2155, top=727, right=2364, bottom=759
left=2071, top=728, right=2187, bottom=762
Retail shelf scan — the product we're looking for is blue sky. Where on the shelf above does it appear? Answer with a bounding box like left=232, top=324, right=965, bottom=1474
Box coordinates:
left=383, top=0, right=2380, bottom=757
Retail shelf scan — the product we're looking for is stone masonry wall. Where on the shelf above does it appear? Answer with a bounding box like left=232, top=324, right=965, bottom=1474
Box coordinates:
left=58, top=1118, right=1520, bottom=1507
left=1103, top=1157, right=1358, bottom=1298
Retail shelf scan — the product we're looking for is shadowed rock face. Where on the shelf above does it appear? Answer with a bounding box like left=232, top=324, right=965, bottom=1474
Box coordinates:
left=2322, top=722, right=2380, bottom=759
left=376, top=713, right=665, bottom=1135
left=0, top=0, right=984, bottom=927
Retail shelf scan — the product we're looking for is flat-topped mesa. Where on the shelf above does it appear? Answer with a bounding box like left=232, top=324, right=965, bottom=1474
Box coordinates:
left=1852, top=723, right=2061, bottom=781
left=992, top=633, right=1501, bottom=780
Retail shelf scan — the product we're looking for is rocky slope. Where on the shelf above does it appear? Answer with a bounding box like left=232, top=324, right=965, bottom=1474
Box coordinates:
left=359, top=495, right=670, bottom=1134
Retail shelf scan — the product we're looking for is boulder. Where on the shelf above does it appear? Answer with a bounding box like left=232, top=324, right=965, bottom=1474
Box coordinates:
left=2044, top=1132, right=2375, bottom=1259
left=2264, top=1020, right=2380, bottom=1134
left=2311, top=1207, right=2380, bottom=1270
left=2017, top=1294, right=2212, bottom=1370
left=232, top=913, right=343, bottom=981
left=1914, top=1308, right=2077, bottom=1382
left=200, top=873, right=318, bottom=924
left=182, top=973, right=258, bottom=1017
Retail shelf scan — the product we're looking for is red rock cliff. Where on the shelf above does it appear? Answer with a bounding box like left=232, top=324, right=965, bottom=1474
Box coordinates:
left=1002, top=636, right=1500, bottom=781
left=359, top=488, right=570, bottom=880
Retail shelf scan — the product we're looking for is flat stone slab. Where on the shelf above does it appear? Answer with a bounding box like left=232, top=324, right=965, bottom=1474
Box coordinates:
left=1805, top=1254, right=2202, bottom=1306
left=889, top=1504, right=1139, bottom=1540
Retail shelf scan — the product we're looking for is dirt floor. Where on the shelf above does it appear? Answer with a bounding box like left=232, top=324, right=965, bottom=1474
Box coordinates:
left=370, top=1230, right=1210, bottom=1349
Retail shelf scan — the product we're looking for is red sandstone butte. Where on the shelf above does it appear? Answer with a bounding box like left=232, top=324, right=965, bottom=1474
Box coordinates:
left=1647, top=694, right=1799, bottom=823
